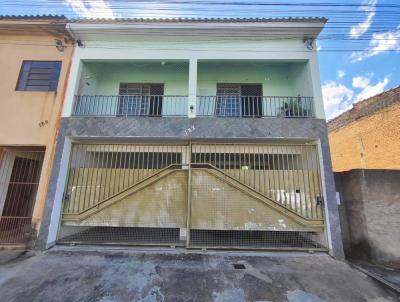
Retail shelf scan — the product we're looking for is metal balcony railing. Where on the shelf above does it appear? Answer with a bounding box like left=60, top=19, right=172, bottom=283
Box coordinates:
left=72, top=95, right=315, bottom=118
left=72, top=95, right=188, bottom=117
left=197, top=96, right=315, bottom=118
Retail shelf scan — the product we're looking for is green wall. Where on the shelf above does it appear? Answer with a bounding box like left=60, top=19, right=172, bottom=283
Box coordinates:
left=78, top=61, right=312, bottom=97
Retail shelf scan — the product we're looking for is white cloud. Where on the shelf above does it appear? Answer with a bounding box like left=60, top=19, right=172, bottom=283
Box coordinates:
left=349, top=0, right=377, bottom=38
left=322, top=74, right=391, bottom=119
left=352, top=75, right=371, bottom=88
left=354, top=76, right=390, bottom=101
left=350, top=26, right=400, bottom=62
left=337, top=70, right=346, bottom=79
left=322, top=81, right=354, bottom=119
left=64, top=0, right=116, bottom=18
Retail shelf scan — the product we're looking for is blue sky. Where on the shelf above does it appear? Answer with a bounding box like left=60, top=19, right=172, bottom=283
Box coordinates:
left=2, top=0, right=400, bottom=119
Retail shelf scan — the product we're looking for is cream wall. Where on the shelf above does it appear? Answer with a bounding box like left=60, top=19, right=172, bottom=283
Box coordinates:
left=0, top=31, right=73, bottom=227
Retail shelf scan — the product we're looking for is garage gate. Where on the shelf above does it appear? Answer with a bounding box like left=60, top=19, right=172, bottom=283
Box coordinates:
left=58, top=143, right=328, bottom=250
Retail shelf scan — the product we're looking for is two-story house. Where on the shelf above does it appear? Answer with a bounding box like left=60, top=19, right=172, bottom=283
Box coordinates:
left=0, top=15, right=73, bottom=246
left=37, top=17, right=344, bottom=258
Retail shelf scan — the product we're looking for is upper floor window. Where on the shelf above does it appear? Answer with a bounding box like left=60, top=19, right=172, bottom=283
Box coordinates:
left=216, top=83, right=263, bottom=117
left=16, top=61, right=62, bottom=92
left=118, top=83, right=164, bottom=116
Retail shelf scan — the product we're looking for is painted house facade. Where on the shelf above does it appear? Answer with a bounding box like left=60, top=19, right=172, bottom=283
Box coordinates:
left=0, top=16, right=73, bottom=246
left=37, top=18, right=344, bottom=258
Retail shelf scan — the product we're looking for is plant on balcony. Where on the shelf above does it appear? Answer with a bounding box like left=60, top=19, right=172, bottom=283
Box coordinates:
left=280, top=96, right=310, bottom=117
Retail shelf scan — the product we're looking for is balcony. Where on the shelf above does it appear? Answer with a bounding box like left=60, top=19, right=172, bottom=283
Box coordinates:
left=72, top=95, right=314, bottom=118
left=69, top=60, right=317, bottom=119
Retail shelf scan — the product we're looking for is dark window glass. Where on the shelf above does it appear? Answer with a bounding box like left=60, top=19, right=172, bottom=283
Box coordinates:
left=16, top=61, right=62, bottom=92
left=215, top=83, right=263, bottom=117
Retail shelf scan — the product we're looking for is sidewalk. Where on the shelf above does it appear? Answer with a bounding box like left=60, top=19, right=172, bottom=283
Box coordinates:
left=0, top=246, right=398, bottom=302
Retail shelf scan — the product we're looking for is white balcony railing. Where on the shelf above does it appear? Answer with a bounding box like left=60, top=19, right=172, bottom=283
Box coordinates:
left=72, top=95, right=314, bottom=118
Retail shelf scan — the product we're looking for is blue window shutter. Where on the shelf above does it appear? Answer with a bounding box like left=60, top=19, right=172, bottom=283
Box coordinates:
left=17, top=61, right=62, bottom=92
left=17, top=61, right=31, bottom=91
left=49, top=62, right=62, bottom=91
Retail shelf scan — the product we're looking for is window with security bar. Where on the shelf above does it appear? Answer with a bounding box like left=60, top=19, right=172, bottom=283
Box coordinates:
left=118, top=83, right=164, bottom=116
left=216, top=84, right=263, bottom=117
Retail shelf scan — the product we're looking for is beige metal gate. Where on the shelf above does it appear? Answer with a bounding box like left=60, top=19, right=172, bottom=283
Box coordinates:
left=58, top=142, right=327, bottom=250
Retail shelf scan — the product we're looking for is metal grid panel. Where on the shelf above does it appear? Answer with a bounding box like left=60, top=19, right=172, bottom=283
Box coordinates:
left=0, top=147, right=45, bottom=245
left=188, top=167, right=327, bottom=250
left=63, top=144, right=187, bottom=215
left=58, top=142, right=327, bottom=250
left=59, top=143, right=188, bottom=246
left=58, top=226, right=182, bottom=246
left=189, top=230, right=326, bottom=250
left=191, top=143, right=324, bottom=220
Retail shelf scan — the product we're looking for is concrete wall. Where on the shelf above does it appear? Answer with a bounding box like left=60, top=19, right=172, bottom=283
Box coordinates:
left=335, top=169, right=400, bottom=264
left=0, top=23, right=73, bottom=230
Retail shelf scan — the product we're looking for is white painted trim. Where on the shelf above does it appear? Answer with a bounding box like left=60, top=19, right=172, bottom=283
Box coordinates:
left=46, top=138, right=72, bottom=247
left=188, top=58, right=197, bottom=118
left=309, top=54, right=326, bottom=119
left=62, top=59, right=82, bottom=117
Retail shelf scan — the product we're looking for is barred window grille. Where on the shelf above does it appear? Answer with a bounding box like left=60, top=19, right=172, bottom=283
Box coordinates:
left=118, top=83, right=164, bottom=116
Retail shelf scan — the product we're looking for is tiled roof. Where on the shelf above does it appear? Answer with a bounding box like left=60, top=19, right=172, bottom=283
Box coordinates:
left=328, top=85, right=400, bottom=131
left=0, top=15, right=326, bottom=24
left=71, top=17, right=327, bottom=24
left=0, top=14, right=67, bottom=20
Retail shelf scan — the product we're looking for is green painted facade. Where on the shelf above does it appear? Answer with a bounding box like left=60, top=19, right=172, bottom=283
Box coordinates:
left=78, top=61, right=312, bottom=98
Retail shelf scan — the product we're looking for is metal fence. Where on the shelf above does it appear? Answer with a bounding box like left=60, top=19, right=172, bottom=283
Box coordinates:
left=190, top=143, right=324, bottom=220
left=0, top=148, right=45, bottom=245
left=58, top=143, right=326, bottom=250
left=197, top=96, right=314, bottom=117
left=71, top=95, right=314, bottom=118
left=72, top=95, right=188, bottom=117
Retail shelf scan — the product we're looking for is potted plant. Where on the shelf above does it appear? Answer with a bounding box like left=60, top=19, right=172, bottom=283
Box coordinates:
left=280, top=95, right=310, bottom=117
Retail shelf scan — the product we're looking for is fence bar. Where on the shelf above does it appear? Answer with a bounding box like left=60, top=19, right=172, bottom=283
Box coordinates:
left=196, top=96, right=314, bottom=117
left=190, top=143, right=323, bottom=220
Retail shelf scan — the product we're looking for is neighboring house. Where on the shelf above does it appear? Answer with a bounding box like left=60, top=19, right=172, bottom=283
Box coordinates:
left=36, top=17, right=343, bottom=258
left=328, top=86, right=400, bottom=171
left=328, top=87, right=400, bottom=264
left=0, top=16, right=73, bottom=246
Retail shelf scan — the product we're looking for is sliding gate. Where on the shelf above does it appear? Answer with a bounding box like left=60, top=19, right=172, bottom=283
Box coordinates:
left=58, top=143, right=327, bottom=250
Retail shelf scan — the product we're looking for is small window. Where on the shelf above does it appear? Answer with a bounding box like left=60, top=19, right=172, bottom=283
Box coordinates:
left=118, top=83, right=164, bottom=116
left=16, top=61, right=62, bottom=92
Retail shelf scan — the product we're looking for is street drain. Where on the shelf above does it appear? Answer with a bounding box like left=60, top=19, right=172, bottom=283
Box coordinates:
left=233, top=263, right=246, bottom=270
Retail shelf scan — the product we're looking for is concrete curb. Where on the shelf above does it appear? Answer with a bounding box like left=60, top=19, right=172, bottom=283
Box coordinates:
left=349, top=262, right=400, bottom=294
